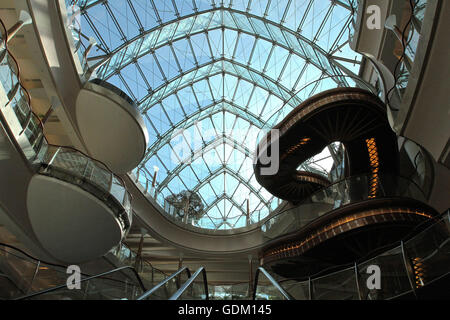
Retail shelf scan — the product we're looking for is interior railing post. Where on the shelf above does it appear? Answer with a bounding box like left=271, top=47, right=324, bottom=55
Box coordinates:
left=27, top=260, right=40, bottom=294
left=354, top=262, right=362, bottom=300
left=46, top=147, right=60, bottom=171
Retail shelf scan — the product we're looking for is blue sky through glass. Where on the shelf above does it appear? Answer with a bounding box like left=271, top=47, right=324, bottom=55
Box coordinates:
left=74, top=0, right=362, bottom=230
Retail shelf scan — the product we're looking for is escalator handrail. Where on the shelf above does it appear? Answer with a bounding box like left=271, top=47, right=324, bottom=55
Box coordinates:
left=252, top=267, right=293, bottom=300
left=169, top=267, right=209, bottom=300
left=0, top=242, right=147, bottom=291
left=14, top=265, right=146, bottom=300
left=137, top=266, right=191, bottom=300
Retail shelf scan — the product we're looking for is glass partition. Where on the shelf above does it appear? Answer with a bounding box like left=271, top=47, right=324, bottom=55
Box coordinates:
left=279, top=279, right=310, bottom=300
left=312, top=266, right=359, bottom=300
left=358, top=246, right=413, bottom=300
left=254, top=274, right=290, bottom=300
left=0, top=243, right=145, bottom=300
left=171, top=268, right=208, bottom=300
left=0, top=20, right=132, bottom=234
left=403, top=215, right=450, bottom=289
left=111, top=242, right=169, bottom=290
left=262, top=173, right=426, bottom=240
left=259, top=211, right=449, bottom=300
left=209, top=283, right=250, bottom=300
left=35, top=143, right=132, bottom=229
left=139, top=268, right=191, bottom=300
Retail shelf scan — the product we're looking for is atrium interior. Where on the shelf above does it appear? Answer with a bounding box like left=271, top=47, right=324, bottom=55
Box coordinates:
left=0, top=0, right=448, bottom=300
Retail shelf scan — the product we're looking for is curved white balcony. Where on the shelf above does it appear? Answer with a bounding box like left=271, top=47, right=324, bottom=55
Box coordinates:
left=27, top=143, right=132, bottom=263
left=75, top=79, right=149, bottom=174
left=0, top=23, right=132, bottom=263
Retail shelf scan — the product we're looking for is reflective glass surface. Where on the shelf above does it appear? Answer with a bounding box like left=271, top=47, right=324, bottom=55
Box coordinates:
left=69, top=0, right=364, bottom=230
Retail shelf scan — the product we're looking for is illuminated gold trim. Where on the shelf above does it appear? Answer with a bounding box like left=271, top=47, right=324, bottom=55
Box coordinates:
left=264, top=208, right=433, bottom=260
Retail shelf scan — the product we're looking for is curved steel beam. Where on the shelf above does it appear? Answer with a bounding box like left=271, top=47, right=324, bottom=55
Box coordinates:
left=139, top=58, right=300, bottom=112
left=201, top=193, right=248, bottom=220
left=143, top=98, right=265, bottom=164
left=86, top=8, right=337, bottom=80
left=155, top=134, right=253, bottom=189
left=190, top=166, right=267, bottom=206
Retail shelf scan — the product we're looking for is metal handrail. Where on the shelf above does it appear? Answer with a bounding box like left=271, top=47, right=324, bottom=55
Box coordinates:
left=261, top=75, right=377, bottom=131
left=261, top=211, right=449, bottom=300
left=137, top=266, right=191, bottom=300
left=41, top=143, right=132, bottom=201
left=261, top=172, right=430, bottom=235
left=252, top=267, right=293, bottom=300
left=14, top=265, right=147, bottom=300
left=0, top=242, right=178, bottom=300
left=169, top=267, right=209, bottom=300
left=0, top=16, right=133, bottom=206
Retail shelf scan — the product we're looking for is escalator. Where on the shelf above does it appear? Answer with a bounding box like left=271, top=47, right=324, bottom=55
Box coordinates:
left=253, top=267, right=293, bottom=300
left=137, top=266, right=208, bottom=300
left=0, top=241, right=210, bottom=300
left=15, top=267, right=210, bottom=300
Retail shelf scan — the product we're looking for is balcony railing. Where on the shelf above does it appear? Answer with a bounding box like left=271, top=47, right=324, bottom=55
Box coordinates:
left=261, top=173, right=428, bottom=241
left=111, top=242, right=169, bottom=290
left=273, top=210, right=449, bottom=300
left=131, top=166, right=276, bottom=233
left=347, top=0, right=430, bottom=115
left=0, top=17, right=132, bottom=233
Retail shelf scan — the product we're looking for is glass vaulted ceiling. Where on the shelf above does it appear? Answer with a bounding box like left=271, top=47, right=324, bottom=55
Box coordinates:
left=74, top=0, right=362, bottom=230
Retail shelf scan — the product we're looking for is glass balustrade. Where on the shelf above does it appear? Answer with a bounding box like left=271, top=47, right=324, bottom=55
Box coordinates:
left=63, top=0, right=88, bottom=73
left=258, top=211, right=449, bottom=300
left=169, top=267, right=209, bottom=300
left=111, top=242, right=169, bottom=289
left=208, top=283, right=251, bottom=300
left=0, top=243, right=145, bottom=300
left=0, top=17, right=132, bottom=233
left=261, top=173, right=426, bottom=240
left=132, top=166, right=274, bottom=234
left=138, top=267, right=191, bottom=300
left=253, top=267, right=292, bottom=300
left=32, top=142, right=133, bottom=230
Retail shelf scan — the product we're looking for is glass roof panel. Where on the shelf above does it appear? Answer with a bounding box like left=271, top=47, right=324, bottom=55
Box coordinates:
left=73, top=0, right=363, bottom=230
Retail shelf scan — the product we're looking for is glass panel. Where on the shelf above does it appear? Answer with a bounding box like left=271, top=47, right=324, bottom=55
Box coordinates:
left=404, top=217, right=450, bottom=288
left=140, top=269, right=190, bottom=300
left=0, top=53, right=19, bottom=98
left=312, top=267, right=358, bottom=300
left=281, top=280, right=310, bottom=300
left=262, top=174, right=427, bottom=240
left=358, top=246, right=412, bottom=300
left=71, top=1, right=364, bottom=232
